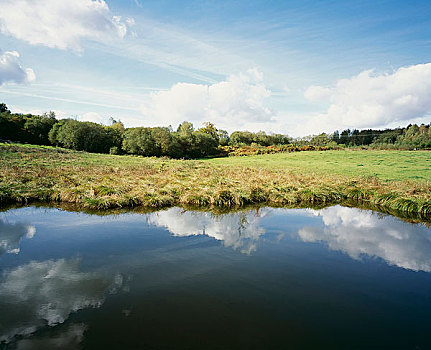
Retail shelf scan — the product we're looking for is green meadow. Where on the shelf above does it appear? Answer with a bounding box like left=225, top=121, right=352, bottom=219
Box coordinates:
left=0, top=143, right=430, bottom=218
left=207, top=150, right=431, bottom=182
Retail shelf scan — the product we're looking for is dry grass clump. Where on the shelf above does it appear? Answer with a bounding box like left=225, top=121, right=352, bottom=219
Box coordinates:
left=0, top=143, right=430, bottom=218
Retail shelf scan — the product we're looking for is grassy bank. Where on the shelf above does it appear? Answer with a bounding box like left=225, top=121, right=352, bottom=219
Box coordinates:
left=0, top=143, right=430, bottom=217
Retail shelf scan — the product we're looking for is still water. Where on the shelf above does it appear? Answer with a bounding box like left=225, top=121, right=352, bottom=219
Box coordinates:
left=0, top=205, right=430, bottom=349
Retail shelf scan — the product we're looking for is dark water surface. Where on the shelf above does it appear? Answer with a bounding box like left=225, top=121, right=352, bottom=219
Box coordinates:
left=0, top=205, right=430, bottom=349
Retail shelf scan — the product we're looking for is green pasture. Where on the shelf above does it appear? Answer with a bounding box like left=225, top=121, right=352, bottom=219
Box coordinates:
left=206, top=150, right=431, bottom=182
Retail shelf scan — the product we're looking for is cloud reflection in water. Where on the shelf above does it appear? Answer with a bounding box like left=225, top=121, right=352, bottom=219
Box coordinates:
left=148, top=208, right=268, bottom=254
left=12, top=323, right=87, bottom=350
left=0, top=258, right=122, bottom=342
left=0, top=219, right=36, bottom=256
left=298, top=206, right=431, bottom=272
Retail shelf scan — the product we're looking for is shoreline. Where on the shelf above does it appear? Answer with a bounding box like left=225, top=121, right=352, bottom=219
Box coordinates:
left=1, top=182, right=430, bottom=220
left=1, top=200, right=430, bottom=226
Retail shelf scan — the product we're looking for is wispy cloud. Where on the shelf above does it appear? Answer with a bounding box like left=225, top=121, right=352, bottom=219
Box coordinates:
left=87, top=15, right=257, bottom=83
left=1, top=90, right=139, bottom=111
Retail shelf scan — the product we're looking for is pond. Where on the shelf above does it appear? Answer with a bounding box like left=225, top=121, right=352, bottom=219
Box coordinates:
left=0, top=205, right=430, bottom=349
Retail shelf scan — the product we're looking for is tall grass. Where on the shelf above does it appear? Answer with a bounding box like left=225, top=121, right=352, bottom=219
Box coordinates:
left=0, top=143, right=430, bottom=218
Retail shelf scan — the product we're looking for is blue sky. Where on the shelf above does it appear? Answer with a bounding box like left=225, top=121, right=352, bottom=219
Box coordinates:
left=1, top=0, right=431, bottom=136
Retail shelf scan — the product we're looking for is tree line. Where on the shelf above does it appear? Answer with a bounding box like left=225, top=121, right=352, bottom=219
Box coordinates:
left=330, top=125, right=431, bottom=149
left=0, top=103, right=292, bottom=158
left=1, top=103, right=430, bottom=157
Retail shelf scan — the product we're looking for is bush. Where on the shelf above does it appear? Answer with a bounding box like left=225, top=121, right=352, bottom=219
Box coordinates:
left=109, top=146, right=121, bottom=155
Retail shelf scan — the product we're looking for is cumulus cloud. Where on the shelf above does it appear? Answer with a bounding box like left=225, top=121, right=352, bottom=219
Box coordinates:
left=297, top=206, right=431, bottom=272
left=0, top=219, right=35, bottom=256
left=0, top=259, right=122, bottom=342
left=0, top=0, right=132, bottom=51
left=0, top=50, right=35, bottom=86
left=303, top=63, right=431, bottom=133
left=148, top=208, right=268, bottom=254
left=140, top=69, right=274, bottom=130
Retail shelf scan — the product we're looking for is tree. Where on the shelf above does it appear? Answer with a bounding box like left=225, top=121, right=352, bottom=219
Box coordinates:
left=339, top=129, right=351, bottom=145
left=176, top=121, right=196, bottom=158
left=50, top=119, right=112, bottom=153
left=198, top=122, right=219, bottom=140
left=193, top=132, right=219, bottom=157
left=49, top=120, right=67, bottom=146
left=310, top=133, right=331, bottom=146
left=0, top=103, right=10, bottom=114
left=331, top=130, right=340, bottom=143
left=104, top=120, right=125, bottom=151
left=177, top=121, right=194, bottom=136
left=217, top=129, right=229, bottom=146
left=151, top=127, right=173, bottom=156
left=122, top=127, right=155, bottom=156
left=229, top=131, right=254, bottom=145
left=24, top=111, right=57, bottom=145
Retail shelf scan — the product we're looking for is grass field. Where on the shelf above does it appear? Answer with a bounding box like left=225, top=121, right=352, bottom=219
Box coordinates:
left=208, top=150, right=431, bottom=182
left=0, top=143, right=430, bottom=218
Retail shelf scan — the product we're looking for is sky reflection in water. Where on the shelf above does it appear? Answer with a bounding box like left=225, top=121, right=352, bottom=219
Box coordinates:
left=0, top=205, right=430, bottom=349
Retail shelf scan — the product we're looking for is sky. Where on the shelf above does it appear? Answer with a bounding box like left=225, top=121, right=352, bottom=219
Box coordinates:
left=1, top=0, right=431, bottom=137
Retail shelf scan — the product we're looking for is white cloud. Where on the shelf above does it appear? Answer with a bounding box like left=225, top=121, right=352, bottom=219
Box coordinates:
left=298, top=206, right=431, bottom=272
left=140, top=69, right=274, bottom=130
left=303, top=63, right=431, bottom=133
left=9, top=107, right=69, bottom=119
left=0, top=0, right=131, bottom=51
left=77, top=111, right=108, bottom=124
left=0, top=259, right=122, bottom=342
left=0, top=219, right=36, bottom=256
left=0, top=50, right=35, bottom=86
left=148, top=208, right=268, bottom=254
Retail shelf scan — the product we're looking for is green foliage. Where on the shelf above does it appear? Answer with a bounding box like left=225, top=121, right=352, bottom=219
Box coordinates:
left=307, top=133, right=335, bottom=146
left=0, top=103, right=10, bottom=114
left=333, top=128, right=383, bottom=146
left=371, top=124, right=431, bottom=149
left=193, top=131, right=219, bottom=157
left=109, top=146, right=121, bottom=155
left=48, top=119, right=66, bottom=145
left=0, top=111, right=25, bottom=141
left=0, top=104, right=223, bottom=158
left=333, top=124, right=431, bottom=149
left=122, top=126, right=175, bottom=157
left=217, top=129, right=230, bottom=146
left=177, top=121, right=194, bottom=135
left=23, top=111, right=57, bottom=145
left=122, top=127, right=156, bottom=156
left=174, top=121, right=219, bottom=158
left=229, top=130, right=291, bottom=146
left=198, top=121, right=219, bottom=140
left=371, top=128, right=404, bottom=144
left=229, top=131, right=254, bottom=145
left=152, top=127, right=174, bottom=155
left=50, top=119, right=113, bottom=153
left=0, top=108, right=58, bottom=145
left=105, top=120, right=125, bottom=149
